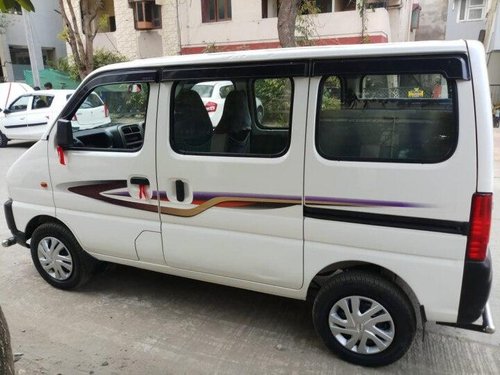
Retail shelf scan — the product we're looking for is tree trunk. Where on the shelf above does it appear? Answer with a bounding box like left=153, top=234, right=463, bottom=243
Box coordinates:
left=0, top=307, right=15, bottom=375
left=59, top=0, right=100, bottom=80
left=278, top=0, right=301, bottom=47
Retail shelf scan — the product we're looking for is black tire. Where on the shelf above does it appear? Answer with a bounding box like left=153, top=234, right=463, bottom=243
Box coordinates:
left=257, top=106, right=264, bottom=123
left=30, top=223, right=99, bottom=289
left=0, top=131, right=8, bottom=148
left=312, top=271, right=416, bottom=367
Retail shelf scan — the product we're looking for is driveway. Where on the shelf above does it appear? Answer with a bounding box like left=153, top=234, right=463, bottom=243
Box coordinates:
left=0, top=139, right=499, bottom=374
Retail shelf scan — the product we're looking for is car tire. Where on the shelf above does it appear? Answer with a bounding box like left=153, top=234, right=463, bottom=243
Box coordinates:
left=257, top=106, right=264, bottom=123
left=312, top=270, right=416, bottom=367
left=30, top=223, right=99, bottom=290
left=0, top=131, right=8, bottom=148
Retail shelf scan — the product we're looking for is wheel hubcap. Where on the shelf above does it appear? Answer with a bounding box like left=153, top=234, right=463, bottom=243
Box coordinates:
left=328, top=296, right=394, bottom=355
left=37, top=237, right=73, bottom=280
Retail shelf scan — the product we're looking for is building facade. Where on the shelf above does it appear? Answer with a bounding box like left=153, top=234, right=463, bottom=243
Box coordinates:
left=78, top=0, right=420, bottom=61
left=416, top=0, right=499, bottom=105
left=0, top=0, right=66, bottom=82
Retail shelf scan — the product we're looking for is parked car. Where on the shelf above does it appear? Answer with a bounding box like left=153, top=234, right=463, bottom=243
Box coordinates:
left=192, top=80, right=264, bottom=126
left=0, top=82, right=33, bottom=111
left=0, top=90, right=110, bottom=147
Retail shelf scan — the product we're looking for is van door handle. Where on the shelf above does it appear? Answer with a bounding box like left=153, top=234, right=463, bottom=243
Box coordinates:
left=130, top=177, right=150, bottom=186
left=176, top=180, right=185, bottom=202
left=130, top=177, right=150, bottom=200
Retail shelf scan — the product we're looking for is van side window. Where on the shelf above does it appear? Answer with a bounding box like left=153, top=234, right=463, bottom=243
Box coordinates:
left=70, top=83, right=149, bottom=151
left=317, top=73, right=457, bottom=163
left=254, top=78, right=292, bottom=128
left=171, top=78, right=292, bottom=156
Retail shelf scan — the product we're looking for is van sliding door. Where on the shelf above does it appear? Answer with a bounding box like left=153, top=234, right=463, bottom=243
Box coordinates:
left=156, top=62, right=308, bottom=290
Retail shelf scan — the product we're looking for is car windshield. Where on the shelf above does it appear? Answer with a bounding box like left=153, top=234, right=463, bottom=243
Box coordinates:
left=191, top=84, right=214, bottom=98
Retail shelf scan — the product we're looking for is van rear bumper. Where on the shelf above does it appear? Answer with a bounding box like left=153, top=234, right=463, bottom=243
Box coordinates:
left=437, top=251, right=494, bottom=333
left=3, top=199, right=28, bottom=248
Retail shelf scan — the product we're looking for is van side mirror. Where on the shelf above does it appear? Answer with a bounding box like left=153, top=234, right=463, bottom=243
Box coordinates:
left=3, top=109, right=10, bottom=115
left=56, top=119, right=73, bottom=148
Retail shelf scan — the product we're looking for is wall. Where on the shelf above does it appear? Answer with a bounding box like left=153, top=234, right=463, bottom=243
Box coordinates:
left=83, top=0, right=179, bottom=61
left=446, top=0, right=487, bottom=40
left=1, top=0, right=66, bottom=82
left=178, top=1, right=394, bottom=53
left=415, top=0, right=447, bottom=40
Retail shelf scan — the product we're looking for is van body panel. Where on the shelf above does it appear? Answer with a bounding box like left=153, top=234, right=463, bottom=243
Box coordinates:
left=303, top=220, right=464, bottom=321
left=6, top=140, right=54, bottom=231
left=135, top=231, right=165, bottom=264
left=467, top=41, right=494, bottom=193
left=86, top=252, right=310, bottom=300
left=156, top=80, right=307, bottom=289
left=47, top=84, right=161, bottom=261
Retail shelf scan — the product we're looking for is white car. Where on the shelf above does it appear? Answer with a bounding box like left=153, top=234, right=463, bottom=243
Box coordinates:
left=0, top=82, right=33, bottom=111
left=0, top=89, right=110, bottom=147
left=192, top=81, right=264, bottom=126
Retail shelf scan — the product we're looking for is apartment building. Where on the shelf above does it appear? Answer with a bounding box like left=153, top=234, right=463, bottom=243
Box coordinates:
left=416, top=0, right=499, bottom=105
left=0, top=0, right=66, bottom=82
left=86, top=0, right=420, bottom=60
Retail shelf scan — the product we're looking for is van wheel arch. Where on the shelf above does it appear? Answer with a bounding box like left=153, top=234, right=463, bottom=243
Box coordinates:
left=25, top=215, right=73, bottom=242
left=306, top=261, right=424, bottom=329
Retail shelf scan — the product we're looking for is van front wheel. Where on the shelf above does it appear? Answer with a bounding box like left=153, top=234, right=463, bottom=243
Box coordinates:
left=30, top=223, right=98, bottom=289
left=312, top=271, right=416, bottom=367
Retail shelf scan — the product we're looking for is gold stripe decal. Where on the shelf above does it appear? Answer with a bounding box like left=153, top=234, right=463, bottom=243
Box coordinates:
left=161, top=197, right=302, bottom=217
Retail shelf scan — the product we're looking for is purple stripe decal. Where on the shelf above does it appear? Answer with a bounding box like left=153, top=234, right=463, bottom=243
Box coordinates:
left=305, top=196, right=426, bottom=208
left=194, top=192, right=302, bottom=202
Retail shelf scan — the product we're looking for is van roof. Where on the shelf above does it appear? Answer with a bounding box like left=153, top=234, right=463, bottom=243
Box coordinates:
left=92, top=40, right=471, bottom=77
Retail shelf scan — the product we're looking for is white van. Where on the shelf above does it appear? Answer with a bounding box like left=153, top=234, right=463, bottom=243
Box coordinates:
left=2, top=40, right=494, bottom=366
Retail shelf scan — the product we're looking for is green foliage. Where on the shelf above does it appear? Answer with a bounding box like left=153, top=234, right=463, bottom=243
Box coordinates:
left=321, top=76, right=341, bottom=110
left=93, top=49, right=128, bottom=70
left=203, top=42, right=220, bottom=53
left=54, top=49, right=128, bottom=82
left=296, top=0, right=320, bottom=46
left=0, top=0, right=34, bottom=12
left=254, top=78, right=292, bottom=128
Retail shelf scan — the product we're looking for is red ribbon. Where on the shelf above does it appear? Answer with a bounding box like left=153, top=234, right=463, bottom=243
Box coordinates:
left=139, top=184, right=146, bottom=199
left=57, top=146, right=66, bottom=165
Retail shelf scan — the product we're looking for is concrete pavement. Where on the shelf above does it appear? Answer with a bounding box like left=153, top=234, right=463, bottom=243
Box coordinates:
left=0, top=139, right=499, bottom=374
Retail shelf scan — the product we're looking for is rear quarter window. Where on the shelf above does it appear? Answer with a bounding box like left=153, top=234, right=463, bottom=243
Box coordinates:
left=317, top=73, right=457, bottom=163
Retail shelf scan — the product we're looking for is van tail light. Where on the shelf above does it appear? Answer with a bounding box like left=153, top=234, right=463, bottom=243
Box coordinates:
left=104, top=103, right=109, bottom=117
left=466, top=193, right=492, bottom=261
left=205, top=101, right=217, bottom=113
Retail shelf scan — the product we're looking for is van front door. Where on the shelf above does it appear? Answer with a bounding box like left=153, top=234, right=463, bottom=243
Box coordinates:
left=48, top=72, right=163, bottom=264
left=156, top=65, right=308, bottom=289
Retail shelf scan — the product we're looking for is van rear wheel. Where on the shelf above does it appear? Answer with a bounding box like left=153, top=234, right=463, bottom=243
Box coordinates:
left=30, top=223, right=98, bottom=289
left=312, top=271, right=416, bottom=367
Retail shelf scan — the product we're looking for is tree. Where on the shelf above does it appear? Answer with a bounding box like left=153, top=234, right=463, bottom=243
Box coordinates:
left=0, top=0, right=34, bottom=12
left=55, top=49, right=127, bottom=82
left=277, top=0, right=301, bottom=47
left=58, top=0, right=101, bottom=79
left=277, top=0, right=321, bottom=47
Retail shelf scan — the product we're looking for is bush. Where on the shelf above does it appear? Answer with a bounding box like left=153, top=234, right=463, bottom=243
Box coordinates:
left=54, top=49, right=128, bottom=82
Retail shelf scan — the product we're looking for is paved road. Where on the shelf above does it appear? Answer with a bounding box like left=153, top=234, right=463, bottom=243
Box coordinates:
left=0, top=138, right=499, bottom=374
